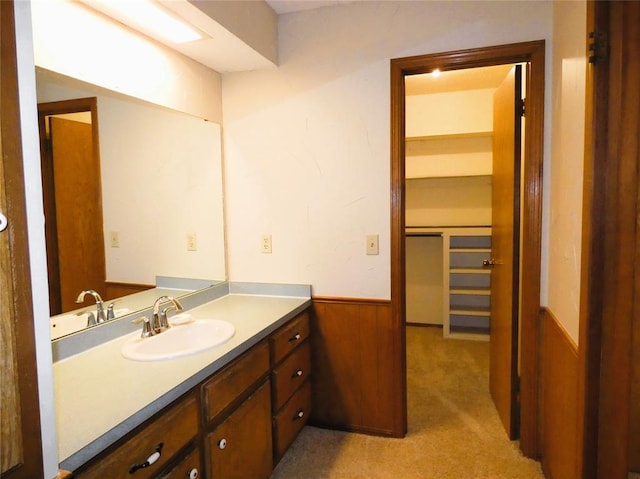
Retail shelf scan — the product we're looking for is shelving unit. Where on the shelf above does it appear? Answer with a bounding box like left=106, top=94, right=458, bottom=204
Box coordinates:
left=405, top=226, right=491, bottom=340
left=448, top=232, right=492, bottom=338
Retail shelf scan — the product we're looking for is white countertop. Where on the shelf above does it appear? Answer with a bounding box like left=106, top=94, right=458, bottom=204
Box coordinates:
left=54, top=292, right=310, bottom=471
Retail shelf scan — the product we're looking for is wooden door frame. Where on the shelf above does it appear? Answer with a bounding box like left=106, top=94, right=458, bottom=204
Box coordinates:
left=1, top=1, right=44, bottom=477
left=37, top=97, right=104, bottom=314
left=390, top=40, right=545, bottom=457
left=578, top=2, right=640, bottom=477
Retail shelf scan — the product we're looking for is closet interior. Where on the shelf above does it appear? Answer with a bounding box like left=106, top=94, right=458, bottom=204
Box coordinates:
left=404, top=65, right=513, bottom=340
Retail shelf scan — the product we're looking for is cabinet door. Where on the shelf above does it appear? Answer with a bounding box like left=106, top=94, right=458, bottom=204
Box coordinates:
left=158, top=447, right=202, bottom=479
left=206, top=380, right=272, bottom=479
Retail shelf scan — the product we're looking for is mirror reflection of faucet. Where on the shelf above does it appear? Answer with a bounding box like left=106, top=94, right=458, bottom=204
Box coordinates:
left=132, top=296, right=184, bottom=338
left=75, top=290, right=109, bottom=326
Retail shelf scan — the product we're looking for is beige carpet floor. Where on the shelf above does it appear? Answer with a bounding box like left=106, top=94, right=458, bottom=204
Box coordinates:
left=271, top=325, right=545, bottom=478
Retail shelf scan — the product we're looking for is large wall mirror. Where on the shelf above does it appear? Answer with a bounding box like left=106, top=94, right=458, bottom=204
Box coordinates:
left=37, top=68, right=227, bottom=340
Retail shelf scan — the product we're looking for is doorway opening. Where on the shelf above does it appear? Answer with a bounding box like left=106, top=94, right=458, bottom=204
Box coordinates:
left=404, top=62, right=523, bottom=439
left=37, top=97, right=106, bottom=315
left=390, top=41, right=545, bottom=457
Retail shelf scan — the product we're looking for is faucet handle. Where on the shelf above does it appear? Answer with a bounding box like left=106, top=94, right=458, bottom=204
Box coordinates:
left=86, top=312, right=97, bottom=327
left=159, top=305, right=179, bottom=330
left=107, top=303, right=115, bottom=321
left=132, top=316, right=154, bottom=338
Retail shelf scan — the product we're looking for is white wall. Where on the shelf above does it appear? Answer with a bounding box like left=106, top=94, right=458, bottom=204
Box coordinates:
left=406, top=88, right=495, bottom=137
left=406, top=176, right=492, bottom=227
left=37, top=72, right=227, bottom=285
left=30, top=0, right=222, bottom=122
left=547, top=1, right=587, bottom=343
left=222, top=1, right=553, bottom=299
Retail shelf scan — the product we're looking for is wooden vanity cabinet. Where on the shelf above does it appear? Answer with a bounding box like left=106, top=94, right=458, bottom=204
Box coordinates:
left=72, top=309, right=311, bottom=479
left=158, top=447, right=202, bottom=479
left=205, top=380, right=273, bottom=479
left=201, top=341, right=272, bottom=479
left=269, top=311, right=312, bottom=464
left=73, top=393, right=200, bottom=479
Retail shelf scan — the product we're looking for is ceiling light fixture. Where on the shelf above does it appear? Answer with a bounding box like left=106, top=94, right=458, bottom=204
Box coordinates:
left=88, top=0, right=203, bottom=44
left=431, top=68, right=441, bottom=78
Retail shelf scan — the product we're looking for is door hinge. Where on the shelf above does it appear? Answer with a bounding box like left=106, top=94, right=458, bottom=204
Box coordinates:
left=589, top=31, right=609, bottom=64
left=519, top=98, right=526, bottom=118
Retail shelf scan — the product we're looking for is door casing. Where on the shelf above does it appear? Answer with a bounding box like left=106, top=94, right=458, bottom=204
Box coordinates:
left=390, top=40, right=545, bottom=457
left=37, top=97, right=106, bottom=315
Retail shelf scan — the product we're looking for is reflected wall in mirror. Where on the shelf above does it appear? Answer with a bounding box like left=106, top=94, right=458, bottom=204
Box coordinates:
left=37, top=68, right=227, bottom=333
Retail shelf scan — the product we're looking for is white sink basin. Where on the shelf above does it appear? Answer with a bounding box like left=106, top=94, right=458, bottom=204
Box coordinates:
left=121, top=320, right=235, bottom=361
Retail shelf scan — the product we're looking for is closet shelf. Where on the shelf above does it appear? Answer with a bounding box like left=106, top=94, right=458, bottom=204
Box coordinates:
left=450, top=247, right=492, bottom=253
left=450, top=288, right=491, bottom=296
left=446, top=230, right=492, bottom=339
left=450, top=308, right=491, bottom=317
left=405, top=131, right=492, bottom=142
left=450, top=267, right=491, bottom=274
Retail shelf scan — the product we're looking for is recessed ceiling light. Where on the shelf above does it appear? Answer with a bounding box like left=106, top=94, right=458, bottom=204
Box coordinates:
left=431, top=69, right=441, bottom=78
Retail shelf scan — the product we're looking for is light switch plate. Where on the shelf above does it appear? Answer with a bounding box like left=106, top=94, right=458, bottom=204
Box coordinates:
left=110, top=231, right=120, bottom=248
left=366, top=234, right=379, bottom=255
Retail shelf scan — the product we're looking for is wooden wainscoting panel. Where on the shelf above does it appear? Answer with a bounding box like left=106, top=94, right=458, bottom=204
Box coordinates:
left=104, top=281, right=154, bottom=302
left=310, top=298, right=395, bottom=436
left=541, top=308, right=579, bottom=479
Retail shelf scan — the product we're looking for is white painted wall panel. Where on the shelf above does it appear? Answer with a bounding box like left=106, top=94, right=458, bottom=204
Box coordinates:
left=547, top=0, right=587, bottom=343
left=223, top=1, right=553, bottom=299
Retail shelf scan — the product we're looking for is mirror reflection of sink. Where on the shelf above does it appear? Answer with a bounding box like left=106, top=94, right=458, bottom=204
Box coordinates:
left=121, top=320, right=235, bottom=362
left=50, top=308, right=130, bottom=340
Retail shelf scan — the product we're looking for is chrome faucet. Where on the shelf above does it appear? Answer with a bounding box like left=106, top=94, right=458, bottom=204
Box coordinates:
left=76, top=290, right=106, bottom=324
left=151, top=296, right=183, bottom=334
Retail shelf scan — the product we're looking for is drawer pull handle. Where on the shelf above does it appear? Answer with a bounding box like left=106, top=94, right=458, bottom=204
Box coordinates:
left=218, top=438, right=227, bottom=450
left=129, top=442, right=163, bottom=474
left=288, top=333, right=301, bottom=342
left=189, top=468, right=199, bottom=479
left=291, top=369, right=304, bottom=379
left=292, top=409, right=305, bottom=421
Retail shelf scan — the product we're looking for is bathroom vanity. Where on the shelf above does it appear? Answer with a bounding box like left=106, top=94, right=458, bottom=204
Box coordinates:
left=54, top=284, right=311, bottom=479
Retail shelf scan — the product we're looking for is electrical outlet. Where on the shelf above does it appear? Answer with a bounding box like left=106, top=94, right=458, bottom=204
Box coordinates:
left=110, top=231, right=120, bottom=248
left=261, top=235, right=272, bottom=254
left=366, top=234, right=379, bottom=255
left=187, top=233, right=197, bottom=251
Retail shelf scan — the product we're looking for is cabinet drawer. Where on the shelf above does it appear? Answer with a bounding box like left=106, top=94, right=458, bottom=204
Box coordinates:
left=202, top=340, right=269, bottom=423
left=74, top=394, right=199, bottom=479
left=206, top=380, right=273, bottom=479
left=273, top=380, right=312, bottom=462
left=272, top=341, right=311, bottom=410
left=158, top=446, right=201, bottom=479
left=270, top=311, right=310, bottom=365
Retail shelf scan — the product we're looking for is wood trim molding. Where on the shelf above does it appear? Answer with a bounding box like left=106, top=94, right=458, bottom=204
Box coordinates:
left=540, top=308, right=579, bottom=479
left=0, top=1, right=44, bottom=477
left=578, top=3, right=640, bottom=477
left=312, top=296, right=391, bottom=305
left=577, top=2, right=607, bottom=477
left=103, top=281, right=154, bottom=302
left=390, top=40, right=546, bottom=457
